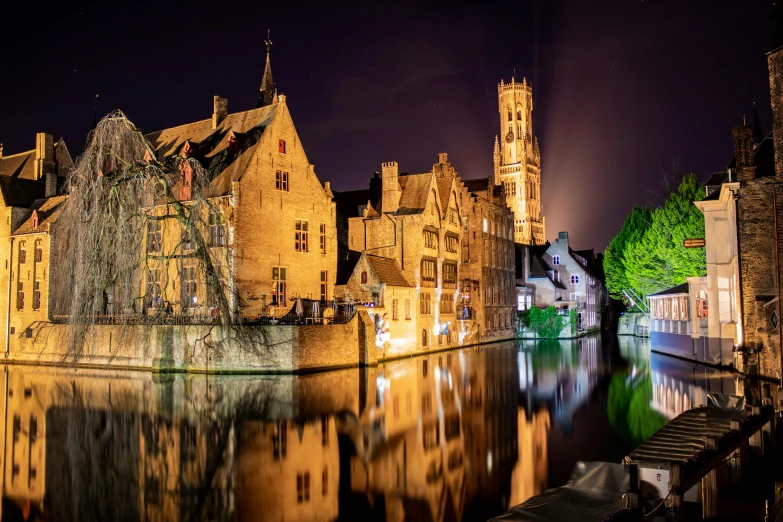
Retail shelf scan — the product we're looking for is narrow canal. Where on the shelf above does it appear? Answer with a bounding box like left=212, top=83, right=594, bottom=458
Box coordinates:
left=0, top=334, right=742, bottom=521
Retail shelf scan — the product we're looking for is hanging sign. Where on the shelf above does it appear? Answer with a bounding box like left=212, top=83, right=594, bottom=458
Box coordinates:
left=683, top=238, right=706, bottom=248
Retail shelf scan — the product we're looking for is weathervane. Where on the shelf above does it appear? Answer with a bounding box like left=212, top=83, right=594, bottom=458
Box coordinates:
left=265, top=30, right=273, bottom=54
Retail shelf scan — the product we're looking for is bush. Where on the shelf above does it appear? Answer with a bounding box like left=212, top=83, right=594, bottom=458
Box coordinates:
left=528, top=306, right=565, bottom=339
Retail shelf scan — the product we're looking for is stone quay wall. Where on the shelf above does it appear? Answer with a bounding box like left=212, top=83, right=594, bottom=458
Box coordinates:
left=6, top=310, right=379, bottom=373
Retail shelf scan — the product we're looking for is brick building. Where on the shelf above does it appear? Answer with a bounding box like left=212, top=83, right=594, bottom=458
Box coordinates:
left=459, top=177, right=517, bottom=340
left=515, top=232, right=606, bottom=336
left=493, top=77, right=546, bottom=245
left=0, top=133, right=73, bottom=344
left=731, top=6, right=783, bottom=379
left=344, top=154, right=470, bottom=355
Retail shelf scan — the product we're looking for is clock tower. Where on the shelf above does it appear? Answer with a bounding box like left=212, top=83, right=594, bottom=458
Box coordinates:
left=494, top=77, right=545, bottom=245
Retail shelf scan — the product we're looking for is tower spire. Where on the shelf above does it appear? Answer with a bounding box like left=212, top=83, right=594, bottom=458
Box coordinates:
left=257, top=30, right=275, bottom=108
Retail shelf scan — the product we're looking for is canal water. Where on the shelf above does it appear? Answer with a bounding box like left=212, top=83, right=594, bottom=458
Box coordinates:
left=0, top=334, right=742, bottom=522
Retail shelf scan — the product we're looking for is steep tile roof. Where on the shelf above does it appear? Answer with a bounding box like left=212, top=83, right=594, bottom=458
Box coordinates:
left=366, top=254, right=413, bottom=287
left=397, top=173, right=432, bottom=215
left=0, top=151, right=36, bottom=179
left=13, top=196, right=68, bottom=235
left=145, top=104, right=279, bottom=196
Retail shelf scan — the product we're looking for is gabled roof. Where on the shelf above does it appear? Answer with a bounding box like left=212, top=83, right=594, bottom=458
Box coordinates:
left=647, top=282, right=689, bottom=298
left=13, top=196, right=68, bottom=235
left=397, top=173, right=433, bottom=215
left=145, top=103, right=279, bottom=196
left=365, top=254, right=413, bottom=287
left=435, top=176, right=454, bottom=215
left=0, top=150, right=35, bottom=179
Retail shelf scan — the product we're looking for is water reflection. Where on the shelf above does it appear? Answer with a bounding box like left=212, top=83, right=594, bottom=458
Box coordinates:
left=0, top=334, right=746, bottom=522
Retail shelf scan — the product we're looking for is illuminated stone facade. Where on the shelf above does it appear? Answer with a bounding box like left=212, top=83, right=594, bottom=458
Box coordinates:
left=494, top=77, right=545, bottom=245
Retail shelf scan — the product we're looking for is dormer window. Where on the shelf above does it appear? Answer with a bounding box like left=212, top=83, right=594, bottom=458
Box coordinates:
left=552, top=255, right=560, bottom=265
left=278, top=139, right=286, bottom=154
left=31, top=211, right=39, bottom=229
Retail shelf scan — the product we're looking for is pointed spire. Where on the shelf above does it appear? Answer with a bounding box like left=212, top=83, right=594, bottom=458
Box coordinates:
left=753, top=99, right=764, bottom=143
left=493, top=135, right=500, bottom=166
left=257, top=30, right=275, bottom=108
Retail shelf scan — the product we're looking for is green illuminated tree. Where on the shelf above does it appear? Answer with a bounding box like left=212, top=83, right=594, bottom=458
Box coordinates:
left=604, top=173, right=706, bottom=300
left=604, top=205, right=652, bottom=300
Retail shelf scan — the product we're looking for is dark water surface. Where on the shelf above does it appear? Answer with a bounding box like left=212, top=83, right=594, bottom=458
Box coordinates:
left=0, top=334, right=742, bottom=521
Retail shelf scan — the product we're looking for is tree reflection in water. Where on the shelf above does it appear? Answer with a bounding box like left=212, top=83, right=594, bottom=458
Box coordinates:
left=0, top=334, right=733, bottom=522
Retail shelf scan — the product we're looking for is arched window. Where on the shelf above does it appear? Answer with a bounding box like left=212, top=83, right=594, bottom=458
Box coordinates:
left=422, top=329, right=428, bottom=347
left=507, top=107, right=512, bottom=122
left=361, top=271, right=368, bottom=284
left=517, top=109, right=523, bottom=121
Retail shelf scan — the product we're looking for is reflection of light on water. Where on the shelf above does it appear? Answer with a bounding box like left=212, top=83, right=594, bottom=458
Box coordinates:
left=487, top=451, right=493, bottom=473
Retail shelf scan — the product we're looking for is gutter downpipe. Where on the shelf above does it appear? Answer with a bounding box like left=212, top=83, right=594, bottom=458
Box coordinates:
left=775, top=190, right=783, bottom=388
left=5, top=237, right=13, bottom=357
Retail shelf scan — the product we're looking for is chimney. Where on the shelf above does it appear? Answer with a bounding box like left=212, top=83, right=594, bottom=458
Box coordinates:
left=558, top=231, right=569, bottom=244
left=35, top=133, right=55, bottom=181
left=438, top=152, right=448, bottom=164
left=45, top=172, right=57, bottom=198
left=732, top=125, right=755, bottom=181
left=380, top=161, right=400, bottom=214
left=212, top=96, right=228, bottom=129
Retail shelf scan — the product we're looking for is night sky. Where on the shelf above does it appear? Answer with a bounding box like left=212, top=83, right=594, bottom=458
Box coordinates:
left=0, top=1, right=776, bottom=251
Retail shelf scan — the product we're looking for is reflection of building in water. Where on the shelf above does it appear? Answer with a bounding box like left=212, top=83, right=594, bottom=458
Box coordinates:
left=650, top=365, right=740, bottom=419
left=460, top=347, right=519, bottom=517
left=0, top=366, right=353, bottom=521
left=508, top=407, right=550, bottom=507
left=518, top=336, right=600, bottom=432
left=350, top=353, right=467, bottom=522
left=235, top=417, right=339, bottom=522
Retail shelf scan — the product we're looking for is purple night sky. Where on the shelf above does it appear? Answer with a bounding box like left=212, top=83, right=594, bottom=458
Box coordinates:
left=0, top=0, right=775, bottom=251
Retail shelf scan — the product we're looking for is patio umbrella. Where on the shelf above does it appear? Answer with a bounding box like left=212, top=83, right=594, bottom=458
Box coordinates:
left=295, top=297, right=304, bottom=316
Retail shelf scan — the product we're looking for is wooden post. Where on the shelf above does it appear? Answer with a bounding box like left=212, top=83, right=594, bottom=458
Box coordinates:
left=702, top=437, right=718, bottom=519
left=666, top=462, right=683, bottom=521
left=751, top=405, right=764, bottom=454
left=730, top=419, right=743, bottom=485
left=624, top=464, right=640, bottom=510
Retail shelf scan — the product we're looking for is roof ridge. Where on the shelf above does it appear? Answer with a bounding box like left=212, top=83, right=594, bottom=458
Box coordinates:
left=146, top=104, right=277, bottom=137
left=0, top=150, right=34, bottom=160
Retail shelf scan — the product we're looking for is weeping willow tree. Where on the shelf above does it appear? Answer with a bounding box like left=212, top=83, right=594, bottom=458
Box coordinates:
left=51, top=111, right=236, bottom=358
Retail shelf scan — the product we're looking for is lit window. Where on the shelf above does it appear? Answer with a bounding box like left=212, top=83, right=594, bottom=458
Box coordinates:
left=295, top=220, right=308, bottom=252
left=272, top=267, right=287, bottom=306
left=181, top=261, right=197, bottom=309
left=552, top=255, right=560, bottom=265
left=275, top=171, right=289, bottom=191
left=209, top=213, right=226, bottom=247
left=482, top=217, right=488, bottom=233
left=32, top=281, right=40, bottom=310
left=571, top=275, right=580, bottom=284
left=320, top=271, right=328, bottom=301
left=420, top=259, right=436, bottom=287
left=420, top=293, right=432, bottom=315
left=146, top=220, right=161, bottom=253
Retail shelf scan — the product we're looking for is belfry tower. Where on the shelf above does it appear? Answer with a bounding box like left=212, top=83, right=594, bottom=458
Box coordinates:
left=493, top=77, right=545, bottom=245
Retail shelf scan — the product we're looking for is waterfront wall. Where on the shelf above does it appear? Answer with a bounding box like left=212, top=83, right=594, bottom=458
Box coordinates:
left=7, top=311, right=379, bottom=372
left=617, top=312, right=649, bottom=337
left=5, top=309, right=517, bottom=372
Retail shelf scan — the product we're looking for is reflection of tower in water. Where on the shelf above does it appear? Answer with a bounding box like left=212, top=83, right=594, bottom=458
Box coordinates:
left=508, top=406, right=550, bottom=507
